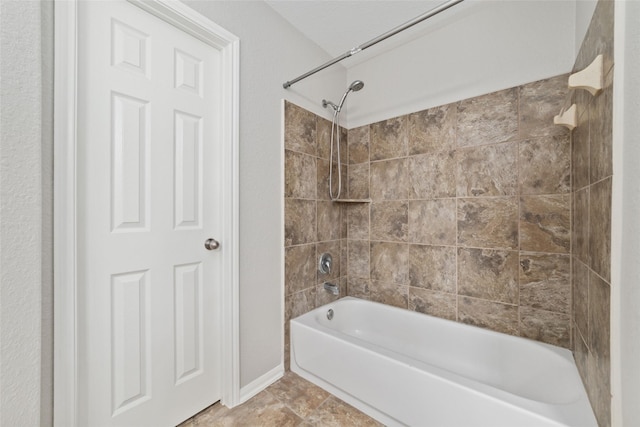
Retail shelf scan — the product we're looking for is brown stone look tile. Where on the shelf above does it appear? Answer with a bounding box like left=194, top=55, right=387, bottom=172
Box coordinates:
left=587, top=349, right=612, bottom=427
left=519, top=135, right=571, bottom=195
left=339, top=163, right=348, bottom=200
left=192, top=401, right=231, bottom=425
left=370, top=242, right=409, bottom=285
left=458, top=296, right=519, bottom=335
left=573, top=187, right=590, bottom=264
left=346, top=204, right=369, bottom=240
left=285, top=287, right=317, bottom=322
left=340, top=205, right=348, bottom=239
left=519, top=74, right=571, bottom=139
left=520, top=195, right=570, bottom=253
left=316, top=241, right=340, bottom=283
left=589, top=271, right=611, bottom=381
left=285, top=150, right=316, bottom=199
left=572, top=259, right=590, bottom=343
left=317, top=201, right=341, bottom=242
left=573, top=324, right=589, bottom=388
left=519, top=253, right=570, bottom=314
left=316, top=158, right=330, bottom=201
left=340, top=238, right=348, bottom=273
left=588, top=273, right=612, bottom=427
left=589, top=178, right=612, bottom=282
left=348, top=240, right=370, bottom=279
left=178, top=418, right=195, bottom=427
left=519, top=307, right=571, bottom=348
left=348, top=125, right=370, bottom=164
left=318, top=160, right=348, bottom=201
left=316, top=116, right=332, bottom=160
left=285, top=199, right=316, bottom=246
left=305, top=396, right=384, bottom=427
left=456, top=88, right=518, bottom=147
left=458, top=248, right=518, bottom=304
left=457, top=197, right=519, bottom=250
left=267, top=371, right=331, bottom=419
left=196, top=390, right=302, bottom=427
left=409, top=244, right=456, bottom=293
left=590, top=68, right=613, bottom=183
left=370, top=116, right=408, bottom=161
left=408, top=104, right=456, bottom=155
left=370, top=158, right=408, bottom=200
left=572, top=109, right=590, bottom=191
left=409, top=199, right=456, bottom=245
left=370, top=280, right=408, bottom=308
left=456, top=142, right=517, bottom=197
left=573, top=0, right=614, bottom=74
left=348, top=163, right=369, bottom=200
left=282, top=334, right=292, bottom=371
left=285, top=101, right=316, bottom=156
left=347, top=278, right=370, bottom=300
left=371, top=201, right=408, bottom=242
left=340, top=126, right=348, bottom=166
left=409, top=151, right=456, bottom=199
left=408, top=287, right=456, bottom=320
left=285, top=244, right=316, bottom=295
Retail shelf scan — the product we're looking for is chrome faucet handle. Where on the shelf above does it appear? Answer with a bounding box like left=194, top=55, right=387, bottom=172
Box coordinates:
left=319, top=253, right=332, bottom=274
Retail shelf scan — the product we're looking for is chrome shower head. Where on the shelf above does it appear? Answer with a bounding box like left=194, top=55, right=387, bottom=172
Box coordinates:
left=349, top=80, right=364, bottom=92
left=336, top=80, right=365, bottom=111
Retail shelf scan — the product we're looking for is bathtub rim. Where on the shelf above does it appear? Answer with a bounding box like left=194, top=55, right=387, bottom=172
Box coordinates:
left=290, top=296, right=597, bottom=427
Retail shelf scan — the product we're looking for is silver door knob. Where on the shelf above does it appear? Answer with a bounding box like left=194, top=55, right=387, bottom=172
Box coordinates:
left=204, top=238, right=220, bottom=250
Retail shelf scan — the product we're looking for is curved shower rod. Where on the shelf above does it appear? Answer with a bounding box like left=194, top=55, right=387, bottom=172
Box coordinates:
left=282, top=0, right=465, bottom=89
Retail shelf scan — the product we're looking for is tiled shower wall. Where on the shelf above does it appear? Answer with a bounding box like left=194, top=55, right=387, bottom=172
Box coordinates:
left=283, top=3, right=613, bottom=424
left=283, top=102, right=347, bottom=368
left=570, top=1, right=614, bottom=426
left=284, top=74, right=574, bottom=352
left=344, top=75, right=573, bottom=348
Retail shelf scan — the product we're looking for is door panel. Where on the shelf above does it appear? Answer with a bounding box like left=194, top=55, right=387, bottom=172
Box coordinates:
left=77, top=1, right=223, bottom=425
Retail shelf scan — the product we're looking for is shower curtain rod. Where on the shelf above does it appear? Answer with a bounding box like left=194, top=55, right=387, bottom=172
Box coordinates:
left=282, top=0, right=465, bottom=89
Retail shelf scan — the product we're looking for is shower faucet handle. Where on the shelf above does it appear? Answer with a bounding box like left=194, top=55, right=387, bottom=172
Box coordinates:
left=319, top=253, right=333, bottom=274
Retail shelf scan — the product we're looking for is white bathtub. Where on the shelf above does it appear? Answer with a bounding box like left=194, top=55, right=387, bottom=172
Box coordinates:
left=290, top=297, right=597, bottom=427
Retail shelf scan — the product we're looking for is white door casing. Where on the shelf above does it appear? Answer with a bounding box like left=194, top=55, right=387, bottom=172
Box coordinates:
left=53, top=1, right=240, bottom=426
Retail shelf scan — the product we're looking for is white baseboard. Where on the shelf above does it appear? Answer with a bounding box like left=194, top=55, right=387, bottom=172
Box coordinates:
left=238, top=364, right=284, bottom=404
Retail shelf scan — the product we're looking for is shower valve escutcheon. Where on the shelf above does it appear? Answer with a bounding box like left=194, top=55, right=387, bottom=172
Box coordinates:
left=319, top=253, right=333, bottom=274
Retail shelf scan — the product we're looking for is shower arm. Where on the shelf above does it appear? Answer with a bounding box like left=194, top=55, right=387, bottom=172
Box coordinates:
left=282, top=0, right=465, bottom=89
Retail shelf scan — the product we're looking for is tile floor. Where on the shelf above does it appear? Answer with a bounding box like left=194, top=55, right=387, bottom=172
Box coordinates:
left=177, top=371, right=383, bottom=426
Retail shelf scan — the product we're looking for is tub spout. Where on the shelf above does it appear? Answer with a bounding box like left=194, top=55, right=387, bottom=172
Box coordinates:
left=323, top=282, right=339, bottom=296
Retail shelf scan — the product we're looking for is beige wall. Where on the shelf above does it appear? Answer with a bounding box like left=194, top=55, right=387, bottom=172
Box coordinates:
left=181, top=0, right=347, bottom=389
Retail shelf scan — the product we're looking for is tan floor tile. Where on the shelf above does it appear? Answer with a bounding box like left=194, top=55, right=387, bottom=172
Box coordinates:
left=267, top=371, right=331, bottom=418
left=177, top=419, right=195, bottom=427
left=304, top=396, right=383, bottom=427
left=191, top=400, right=231, bottom=425
left=194, top=391, right=302, bottom=427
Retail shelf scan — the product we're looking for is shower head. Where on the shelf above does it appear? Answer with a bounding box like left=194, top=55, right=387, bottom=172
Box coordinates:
left=349, top=80, right=365, bottom=92
left=336, top=80, right=365, bottom=112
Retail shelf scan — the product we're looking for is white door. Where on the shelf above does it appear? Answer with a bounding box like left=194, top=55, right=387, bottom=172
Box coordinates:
left=77, top=1, right=223, bottom=425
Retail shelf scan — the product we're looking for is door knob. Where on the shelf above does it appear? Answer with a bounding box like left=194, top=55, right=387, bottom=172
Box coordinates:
left=204, top=238, right=220, bottom=250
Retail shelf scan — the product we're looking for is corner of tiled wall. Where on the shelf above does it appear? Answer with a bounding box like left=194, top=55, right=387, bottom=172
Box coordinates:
left=283, top=101, right=348, bottom=370
left=569, top=1, right=614, bottom=425
left=343, top=74, right=574, bottom=347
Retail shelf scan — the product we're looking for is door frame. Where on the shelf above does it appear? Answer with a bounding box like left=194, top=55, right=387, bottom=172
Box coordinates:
left=53, top=1, right=240, bottom=425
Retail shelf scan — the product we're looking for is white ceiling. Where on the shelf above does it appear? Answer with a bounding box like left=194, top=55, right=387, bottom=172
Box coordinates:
left=264, top=1, right=449, bottom=65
